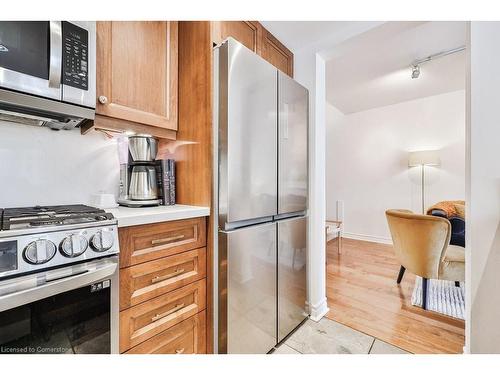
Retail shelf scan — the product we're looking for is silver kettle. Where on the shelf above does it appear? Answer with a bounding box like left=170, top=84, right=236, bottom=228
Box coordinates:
left=128, top=136, right=158, bottom=162
left=129, top=165, right=158, bottom=200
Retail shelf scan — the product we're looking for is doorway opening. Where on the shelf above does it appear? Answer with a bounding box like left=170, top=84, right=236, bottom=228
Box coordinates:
left=324, top=21, right=467, bottom=354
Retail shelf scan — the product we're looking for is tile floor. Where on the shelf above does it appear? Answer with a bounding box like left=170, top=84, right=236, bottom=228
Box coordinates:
left=273, top=318, right=410, bottom=354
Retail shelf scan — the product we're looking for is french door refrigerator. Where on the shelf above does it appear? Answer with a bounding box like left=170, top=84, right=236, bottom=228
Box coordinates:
left=214, top=38, right=309, bottom=354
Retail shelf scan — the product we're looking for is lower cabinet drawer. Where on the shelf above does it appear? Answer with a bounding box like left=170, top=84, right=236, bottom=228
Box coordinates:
left=119, top=217, right=207, bottom=268
left=125, top=311, right=207, bottom=354
left=120, top=279, right=206, bottom=353
left=120, top=248, right=207, bottom=310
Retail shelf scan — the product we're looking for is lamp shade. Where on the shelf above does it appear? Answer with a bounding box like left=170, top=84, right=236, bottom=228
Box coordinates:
left=408, top=150, right=440, bottom=167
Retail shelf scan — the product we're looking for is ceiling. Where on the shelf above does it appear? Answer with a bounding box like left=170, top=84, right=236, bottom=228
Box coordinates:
left=260, top=22, right=357, bottom=53
left=260, top=21, right=383, bottom=55
left=325, top=21, right=467, bottom=114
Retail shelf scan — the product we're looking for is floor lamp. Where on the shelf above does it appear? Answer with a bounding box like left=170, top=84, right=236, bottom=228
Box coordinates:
left=408, top=150, right=440, bottom=214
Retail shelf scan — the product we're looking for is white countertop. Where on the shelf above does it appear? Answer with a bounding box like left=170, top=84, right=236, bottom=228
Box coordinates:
left=108, top=205, right=210, bottom=228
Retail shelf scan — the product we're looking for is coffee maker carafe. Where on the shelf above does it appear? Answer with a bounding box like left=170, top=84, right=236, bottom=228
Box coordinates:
left=118, top=135, right=162, bottom=207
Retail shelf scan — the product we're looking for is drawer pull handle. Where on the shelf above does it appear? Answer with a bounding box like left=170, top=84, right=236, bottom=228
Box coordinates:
left=151, top=303, right=185, bottom=322
left=151, top=234, right=185, bottom=245
left=151, top=268, right=185, bottom=283
left=175, top=348, right=185, bottom=354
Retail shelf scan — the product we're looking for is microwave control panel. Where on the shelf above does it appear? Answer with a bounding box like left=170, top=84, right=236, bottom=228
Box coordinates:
left=62, top=22, right=88, bottom=91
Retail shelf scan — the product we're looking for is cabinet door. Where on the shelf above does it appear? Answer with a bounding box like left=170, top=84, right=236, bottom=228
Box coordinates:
left=212, top=21, right=260, bottom=52
left=261, top=29, right=293, bottom=77
left=96, top=21, right=178, bottom=130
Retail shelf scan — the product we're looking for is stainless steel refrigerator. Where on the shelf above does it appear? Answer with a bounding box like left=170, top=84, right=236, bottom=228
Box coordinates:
left=214, top=38, right=309, bottom=354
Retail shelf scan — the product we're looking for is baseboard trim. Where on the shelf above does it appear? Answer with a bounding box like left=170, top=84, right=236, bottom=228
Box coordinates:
left=309, top=297, right=329, bottom=322
left=342, top=232, right=393, bottom=245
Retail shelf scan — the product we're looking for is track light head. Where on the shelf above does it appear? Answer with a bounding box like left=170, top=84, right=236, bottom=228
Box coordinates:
left=411, top=65, right=420, bottom=79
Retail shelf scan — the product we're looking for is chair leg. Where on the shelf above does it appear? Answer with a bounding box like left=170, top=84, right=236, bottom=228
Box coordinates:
left=396, top=265, right=406, bottom=284
left=455, top=281, right=460, bottom=287
left=422, top=277, right=428, bottom=310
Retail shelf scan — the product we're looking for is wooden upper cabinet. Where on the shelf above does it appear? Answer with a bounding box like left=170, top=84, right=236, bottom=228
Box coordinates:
left=260, top=28, right=293, bottom=77
left=212, top=21, right=293, bottom=77
left=96, top=21, right=178, bottom=130
left=212, top=21, right=261, bottom=52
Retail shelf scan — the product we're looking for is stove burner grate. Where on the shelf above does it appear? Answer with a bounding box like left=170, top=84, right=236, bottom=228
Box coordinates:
left=1, top=205, right=115, bottom=230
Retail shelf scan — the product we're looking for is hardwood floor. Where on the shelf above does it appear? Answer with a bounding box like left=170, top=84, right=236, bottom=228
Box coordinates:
left=326, top=237, right=465, bottom=354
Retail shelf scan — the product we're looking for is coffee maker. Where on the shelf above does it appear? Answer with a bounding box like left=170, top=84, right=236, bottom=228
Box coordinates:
left=117, top=135, right=162, bottom=207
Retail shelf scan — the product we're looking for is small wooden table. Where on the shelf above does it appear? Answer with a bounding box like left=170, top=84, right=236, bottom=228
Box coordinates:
left=326, top=220, right=343, bottom=255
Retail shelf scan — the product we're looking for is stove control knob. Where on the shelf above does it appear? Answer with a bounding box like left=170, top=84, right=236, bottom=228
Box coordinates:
left=60, top=234, right=88, bottom=258
left=90, top=229, right=114, bottom=252
left=24, top=239, right=57, bottom=265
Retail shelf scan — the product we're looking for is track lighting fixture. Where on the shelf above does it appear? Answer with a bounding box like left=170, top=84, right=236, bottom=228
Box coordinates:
left=411, top=65, right=420, bottom=79
left=409, top=45, right=466, bottom=79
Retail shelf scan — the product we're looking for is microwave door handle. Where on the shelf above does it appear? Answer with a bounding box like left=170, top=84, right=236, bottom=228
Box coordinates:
left=0, top=261, right=117, bottom=313
left=48, top=21, right=62, bottom=89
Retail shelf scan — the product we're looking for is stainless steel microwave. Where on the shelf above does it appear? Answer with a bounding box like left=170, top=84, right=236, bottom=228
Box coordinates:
left=0, top=21, right=96, bottom=129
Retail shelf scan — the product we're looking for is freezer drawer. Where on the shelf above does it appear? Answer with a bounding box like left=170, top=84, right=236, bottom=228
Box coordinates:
left=218, top=222, right=277, bottom=354
left=218, top=38, right=278, bottom=225
left=278, top=71, right=309, bottom=215
left=278, top=216, right=308, bottom=342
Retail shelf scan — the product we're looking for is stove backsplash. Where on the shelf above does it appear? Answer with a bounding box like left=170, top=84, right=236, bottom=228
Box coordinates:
left=0, top=120, right=120, bottom=207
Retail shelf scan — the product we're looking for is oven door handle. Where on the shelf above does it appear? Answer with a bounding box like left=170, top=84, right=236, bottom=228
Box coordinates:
left=48, top=21, right=62, bottom=89
left=0, top=259, right=117, bottom=313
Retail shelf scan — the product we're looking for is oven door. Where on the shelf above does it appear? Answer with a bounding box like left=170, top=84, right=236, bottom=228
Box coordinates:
left=0, top=21, right=62, bottom=100
left=0, top=256, right=118, bottom=354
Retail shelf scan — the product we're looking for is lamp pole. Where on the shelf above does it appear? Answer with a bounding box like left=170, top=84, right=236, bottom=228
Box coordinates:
left=408, top=150, right=440, bottom=214
left=421, top=164, right=425, bottom=214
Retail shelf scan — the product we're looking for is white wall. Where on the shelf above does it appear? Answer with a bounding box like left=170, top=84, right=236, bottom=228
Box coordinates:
left=293, top=50, right=329, bottom=321
left=326, top=90, right=466, bottom=243
left=290, top=22, right=385, bottom=322
left=467, top=21, right=500, bottom=354
left=0, top=120, right=120, bottom=207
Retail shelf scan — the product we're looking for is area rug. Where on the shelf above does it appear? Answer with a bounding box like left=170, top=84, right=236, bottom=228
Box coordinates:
left=411, top=277, right=465, bottom=320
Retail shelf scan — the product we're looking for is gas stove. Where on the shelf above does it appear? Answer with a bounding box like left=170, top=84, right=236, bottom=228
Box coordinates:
left=0, top=204, right=119, bottom=279
left=1, top=204, right=115, bottom=230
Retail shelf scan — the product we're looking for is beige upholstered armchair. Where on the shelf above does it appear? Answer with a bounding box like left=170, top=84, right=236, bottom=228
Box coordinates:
left=385, top=209, right=465, bottom=310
